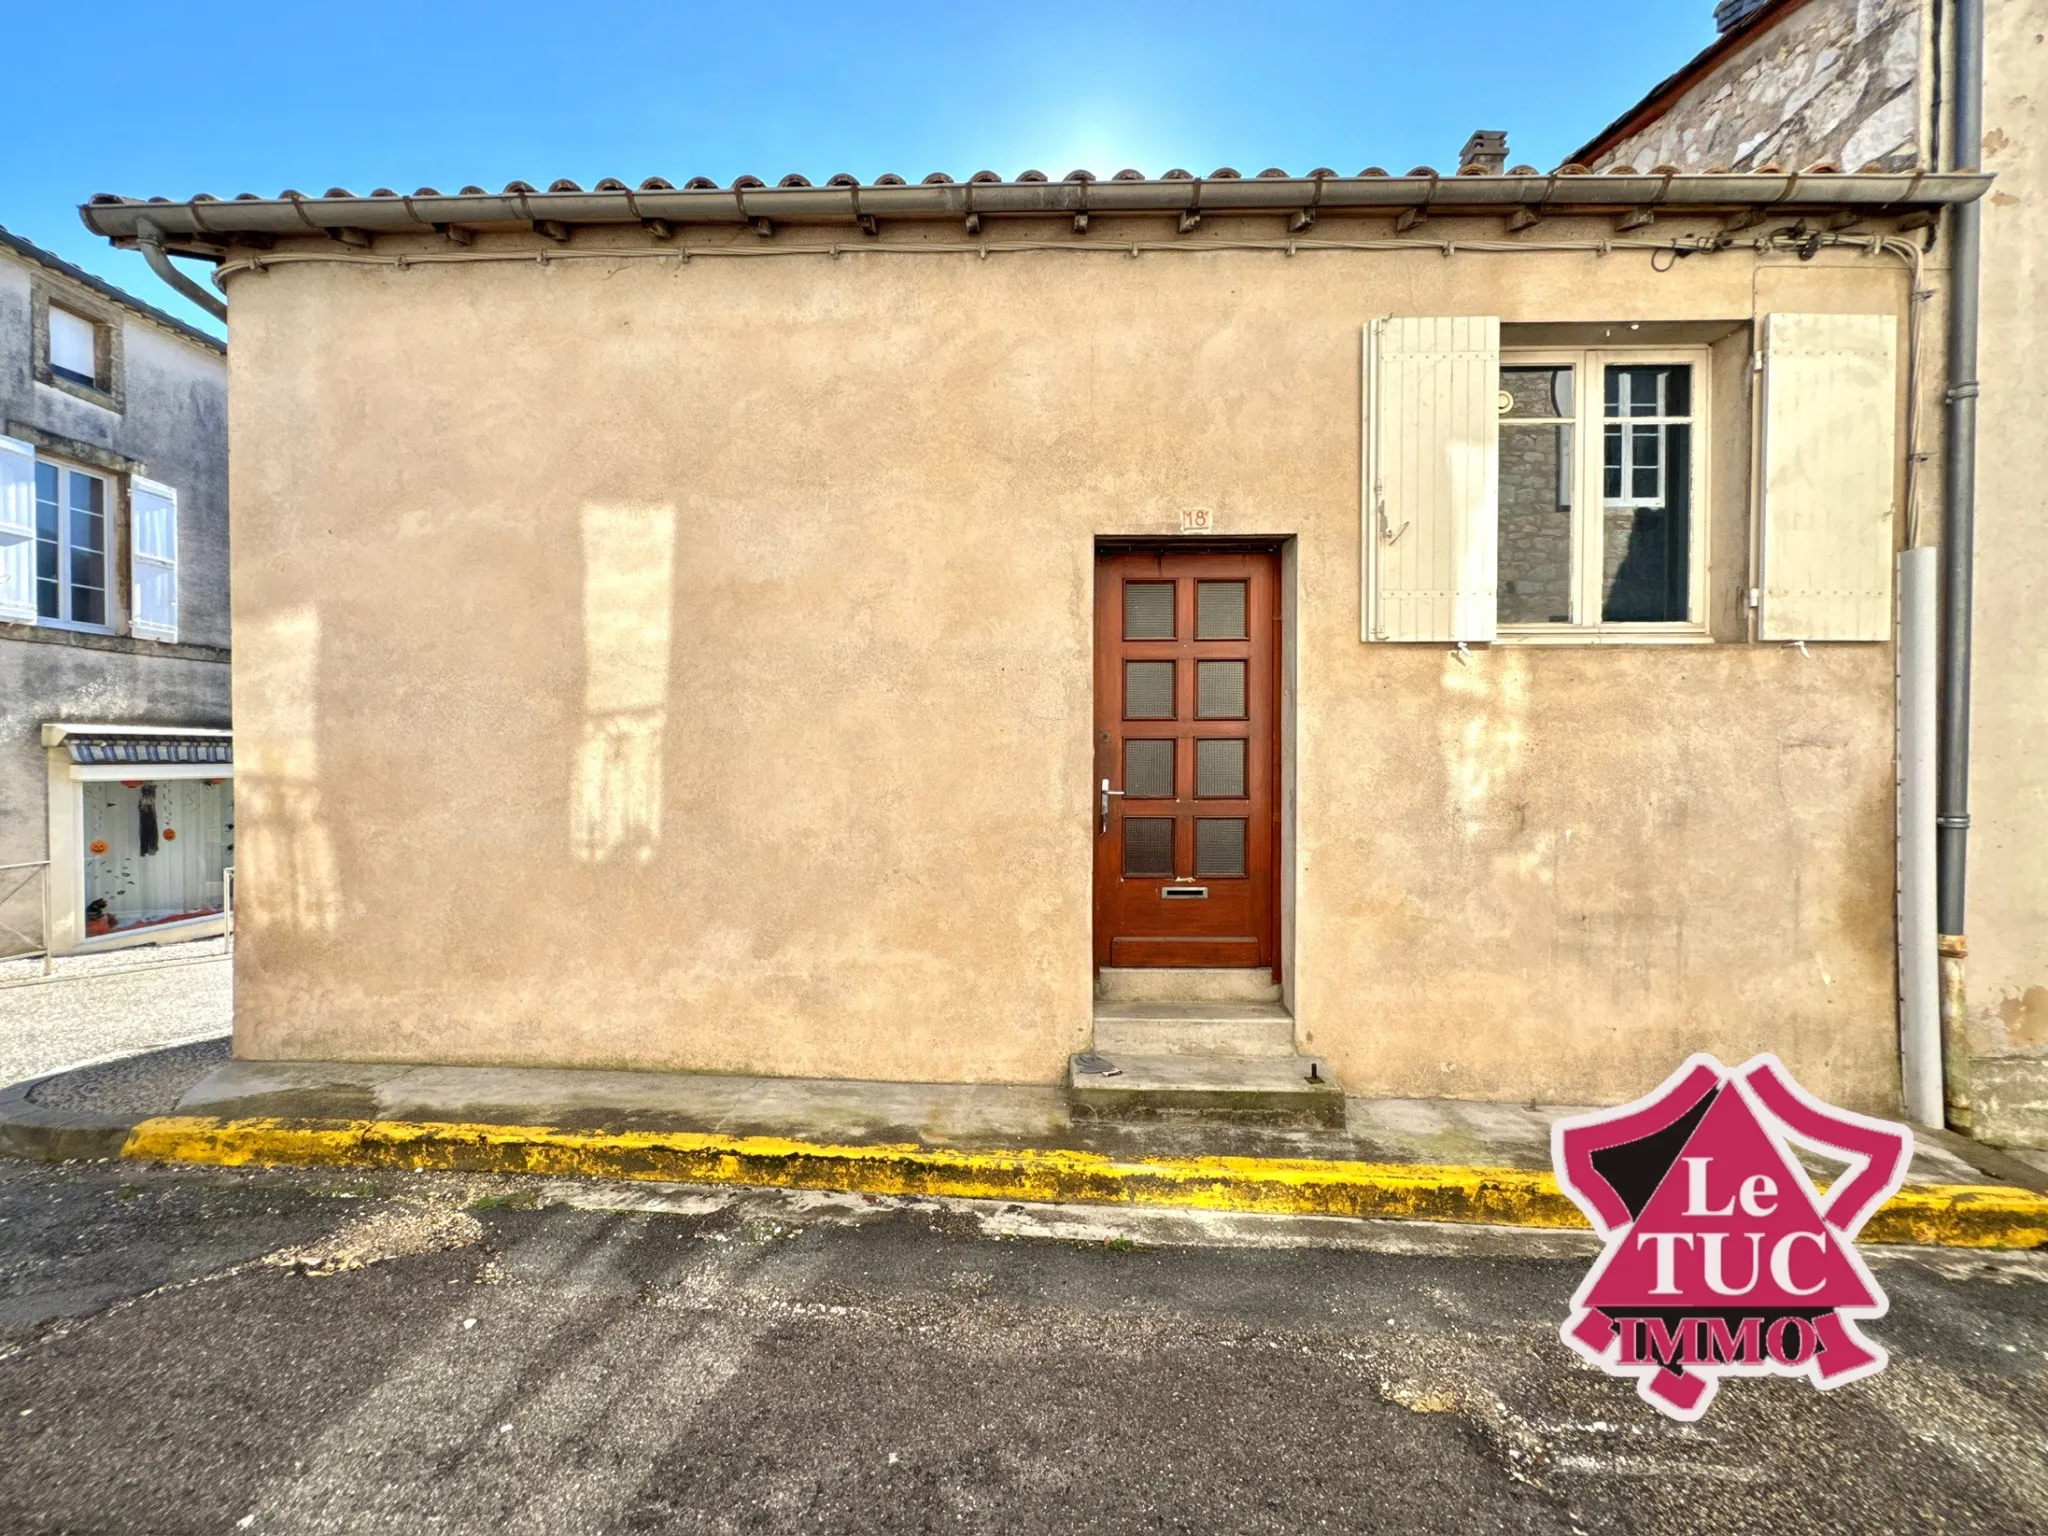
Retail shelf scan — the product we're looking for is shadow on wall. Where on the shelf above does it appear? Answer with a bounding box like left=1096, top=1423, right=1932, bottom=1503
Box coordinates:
left=573, top=504, right=677, bottom=864
left=240, top=605, right=341, bottom=932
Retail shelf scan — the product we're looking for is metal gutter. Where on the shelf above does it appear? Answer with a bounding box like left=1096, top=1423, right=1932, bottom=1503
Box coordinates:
left=80, top=171, right=1991, bottom=257
left=132, top=218, right=227, bottom=322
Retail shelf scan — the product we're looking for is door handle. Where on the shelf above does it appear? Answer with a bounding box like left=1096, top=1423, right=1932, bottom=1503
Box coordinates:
left=1099, top=777, right=1124, bottom=835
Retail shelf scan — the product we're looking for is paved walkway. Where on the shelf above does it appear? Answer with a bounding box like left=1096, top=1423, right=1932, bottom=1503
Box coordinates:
left=173, top=1056, right=2011, bottom=1189
left=0, top=939, right=230, bottom=1088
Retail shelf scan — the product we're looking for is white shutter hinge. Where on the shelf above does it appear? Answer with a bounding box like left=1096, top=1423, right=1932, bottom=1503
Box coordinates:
left=1747, top=587, right=1761, bottom=608
left=1752, top=352, right=1764, bottom=373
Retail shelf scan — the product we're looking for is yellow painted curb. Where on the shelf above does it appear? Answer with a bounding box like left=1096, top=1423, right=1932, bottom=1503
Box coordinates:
left=121, top=1115, right=2048, bottom=1249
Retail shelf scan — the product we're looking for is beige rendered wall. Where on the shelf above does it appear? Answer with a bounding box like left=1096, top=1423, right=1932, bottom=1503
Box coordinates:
left=224, top=220, right=1916, bottom=1110
left=1965, top=5, right=2048, bottom=1102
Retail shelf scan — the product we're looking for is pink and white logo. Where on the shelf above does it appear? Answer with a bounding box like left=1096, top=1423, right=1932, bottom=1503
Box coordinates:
left=1553, top=1053, right=1912, bottom=1421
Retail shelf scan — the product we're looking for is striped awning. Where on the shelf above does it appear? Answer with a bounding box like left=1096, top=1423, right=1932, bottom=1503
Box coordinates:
left=65, top=734, right=232, bottom=765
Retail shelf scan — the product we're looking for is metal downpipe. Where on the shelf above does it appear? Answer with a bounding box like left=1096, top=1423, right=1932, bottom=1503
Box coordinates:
left=133, top=217, right=227, bottom=323
left=1898, top=549, right=1942, bottom=1127
left=1937, top=0, right=1983, bottom=1125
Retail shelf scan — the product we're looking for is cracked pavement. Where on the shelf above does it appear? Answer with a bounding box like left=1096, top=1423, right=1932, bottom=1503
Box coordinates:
left=0, top=1156, right=2044, bottom=1534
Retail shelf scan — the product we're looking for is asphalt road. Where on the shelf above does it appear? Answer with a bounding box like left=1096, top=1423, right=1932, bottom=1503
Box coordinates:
left=0, top=1157, right=2043, bottom=1535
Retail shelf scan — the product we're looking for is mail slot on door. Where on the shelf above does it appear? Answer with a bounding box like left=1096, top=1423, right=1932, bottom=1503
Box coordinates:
left=1161, top=886, right=1209, bottom=900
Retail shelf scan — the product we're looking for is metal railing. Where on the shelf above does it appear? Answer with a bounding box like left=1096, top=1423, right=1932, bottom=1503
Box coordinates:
left=0, top=862, right=53, bottom=975
left=0, top=862, right=236, bottom=987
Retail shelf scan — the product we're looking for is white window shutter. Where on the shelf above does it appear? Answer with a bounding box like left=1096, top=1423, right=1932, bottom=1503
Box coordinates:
left=1757, top=313, right=1899, bottom=641
left=0, top=435, right=37, bottom=624
left=129, top=477, right=179, bottom=642
left=1363, top=316, right=1500, bottom=642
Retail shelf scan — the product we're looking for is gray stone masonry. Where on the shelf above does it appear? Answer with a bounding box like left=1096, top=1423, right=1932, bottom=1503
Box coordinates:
left=1594, top=0, right=1925, bottom=174
left=0, top=232, right=229, bottom=955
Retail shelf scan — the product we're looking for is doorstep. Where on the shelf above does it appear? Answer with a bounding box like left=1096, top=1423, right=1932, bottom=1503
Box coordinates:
left=6, top=1053, right=2048, bottom=1248
left=1075, top=991, right=1338, bottom=1126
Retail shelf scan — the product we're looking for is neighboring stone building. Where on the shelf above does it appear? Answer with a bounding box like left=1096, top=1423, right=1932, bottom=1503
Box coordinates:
left=0, top=227, right=232, bottom=961
left=1579, top=0, right=1930, bottom=176
left=1574, top=0, right=2048, bottom=1145
left=79, top=157, right=1981, bottom=1118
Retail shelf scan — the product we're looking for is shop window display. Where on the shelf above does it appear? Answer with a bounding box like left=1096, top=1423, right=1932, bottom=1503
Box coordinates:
left=82, top=779, right=233, bottom=936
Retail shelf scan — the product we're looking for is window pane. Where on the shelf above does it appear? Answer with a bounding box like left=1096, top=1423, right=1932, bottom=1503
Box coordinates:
left=1602, top=423, right=1692, bottom=622
left=49, top=308, right=97, bottom=382
left=1123, top=581, right=1174, bottom=640
left=1195, top=738, right=1246, bottom=798
left=72, top=472, right=105, bottom=519
left=1604, top=364, right=1690, bottom=419
left=60, top=472, right=108, bottom=627
left=1195, top=660, right=1245, bottom=719
left=35, top=465, right=59, bottom=618
left=71, top=491, right=105, bottom=553
left=1124, top=739, right=1174, bottom=798
left=82, top=779, right=235, bottom=929
left=1123, top=818, right=1175, bottom=878
left=1124, top=660, right=1175, bottom=719
left=1628, top=427, right=1662, bottom=501
left=1194, top=819, right=1246, bottom=877
left=1195, top=581, right=1247, bottom=639
left=1498, top=423, right=1574, bottom=624
left=1500, top=366, right=1573, bottom=420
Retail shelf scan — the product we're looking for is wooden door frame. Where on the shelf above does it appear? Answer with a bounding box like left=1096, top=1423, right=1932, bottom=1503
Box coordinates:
left=1092, top=538, right=1287, bottom=981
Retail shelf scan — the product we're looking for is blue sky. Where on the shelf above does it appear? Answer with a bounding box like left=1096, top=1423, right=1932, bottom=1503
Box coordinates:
left=6, top=2, right=1715, bottom=337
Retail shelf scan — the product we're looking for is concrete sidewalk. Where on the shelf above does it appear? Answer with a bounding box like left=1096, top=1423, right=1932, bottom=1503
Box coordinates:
left=162, top=1057, right=2042, bottom=1187
left=0, top=938, right=229, bottom=1087
left=7, top=1051, right=2048, bottom=1247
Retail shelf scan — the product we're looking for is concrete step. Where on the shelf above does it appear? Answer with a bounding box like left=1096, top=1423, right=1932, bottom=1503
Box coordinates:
left=1091, top=1001, right=1295, bottom=1057
left=1094, top=968, right=1282, bottom=1005
left=1068, top=1050, right=1343, bottom=1127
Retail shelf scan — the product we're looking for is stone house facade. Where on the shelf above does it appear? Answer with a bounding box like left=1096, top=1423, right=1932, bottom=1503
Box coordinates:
left=0, top=227, right=232, bottom=961
left=1581, top=0, right=1930, bottom=177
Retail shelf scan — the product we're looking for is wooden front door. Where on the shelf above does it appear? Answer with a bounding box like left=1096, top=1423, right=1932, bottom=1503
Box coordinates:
left=1093, top=548, right=1279, bottom=971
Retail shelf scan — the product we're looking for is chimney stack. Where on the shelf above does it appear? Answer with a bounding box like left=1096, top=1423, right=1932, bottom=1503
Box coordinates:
left=1459, top=130, right=1509, bottom=175
left=1713, top=0, right=1771, bottom=33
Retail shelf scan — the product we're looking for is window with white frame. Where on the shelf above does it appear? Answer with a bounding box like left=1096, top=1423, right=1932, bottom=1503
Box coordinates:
left=34, top=460, right=109, bottom=628
left=1496, top=349, right=1706, bottom=633
left=47, top=307, right=99, bottom=388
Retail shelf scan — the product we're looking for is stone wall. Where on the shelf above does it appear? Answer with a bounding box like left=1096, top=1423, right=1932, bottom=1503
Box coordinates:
left=0, top=242, right=230, bottom=955
left=1498, top=422, right=1573, bottom=623
left=1590, top=0, right=1927, bottom=173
